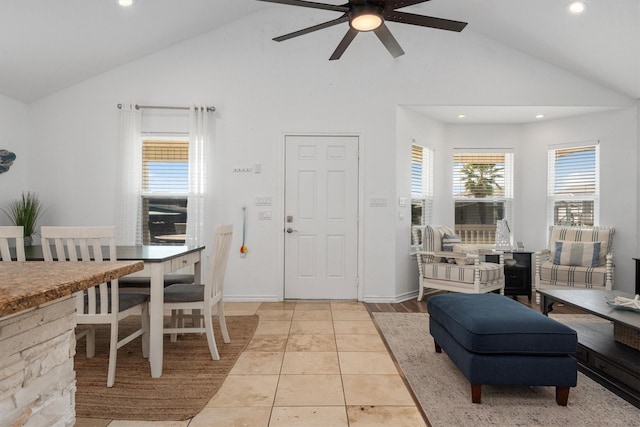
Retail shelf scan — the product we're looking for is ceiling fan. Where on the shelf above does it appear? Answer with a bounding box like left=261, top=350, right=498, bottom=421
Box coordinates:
left=258, top=0, right=467, bottom=60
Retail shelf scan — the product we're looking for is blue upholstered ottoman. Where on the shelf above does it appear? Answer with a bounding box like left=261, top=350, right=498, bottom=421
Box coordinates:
left=427, top=293, right=578, bottom=405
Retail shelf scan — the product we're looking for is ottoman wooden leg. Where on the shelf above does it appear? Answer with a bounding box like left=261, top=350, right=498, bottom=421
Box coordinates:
left=471, top=384, right=482, bottom=404
left=434, top=340, right=442, bottom=353
left=556, top=386, right=570, bottom=406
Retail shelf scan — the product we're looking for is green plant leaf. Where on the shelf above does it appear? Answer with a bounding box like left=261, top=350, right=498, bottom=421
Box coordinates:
left=1, top=191, right=44, bottom=237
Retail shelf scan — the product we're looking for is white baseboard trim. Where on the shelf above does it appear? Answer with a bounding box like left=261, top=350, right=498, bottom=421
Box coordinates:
left=224, top=291, right=422, bottom=304
left=223, top=295, right=281, bottom=302
left=362, top=290, right=419, bottom=303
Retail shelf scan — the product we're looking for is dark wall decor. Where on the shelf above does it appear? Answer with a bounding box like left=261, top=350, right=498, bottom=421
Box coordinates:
left=0, top=150, right=16, bottom=174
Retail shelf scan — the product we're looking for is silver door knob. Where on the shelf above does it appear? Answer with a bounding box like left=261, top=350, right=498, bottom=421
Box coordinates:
left=286, top=227, right=298, bottom=233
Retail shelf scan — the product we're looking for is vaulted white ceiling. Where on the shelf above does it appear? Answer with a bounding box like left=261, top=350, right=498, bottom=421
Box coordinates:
left=1, top=0, right=638, bottom=105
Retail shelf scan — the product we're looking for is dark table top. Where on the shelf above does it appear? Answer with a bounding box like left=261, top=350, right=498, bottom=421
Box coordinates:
left=19, top=244, right=204, bottom=263
left=538, top=288, right=640, bottom=330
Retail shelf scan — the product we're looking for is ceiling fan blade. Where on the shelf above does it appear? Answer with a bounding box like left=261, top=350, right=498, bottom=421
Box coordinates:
left=274, top=15, right=349, bottom=42
left=387, top=0, right=431, bottom=10
left=257, top=0, right=349, bottom=13
left=385, top=11, right=467, bottom=32
left=374, top=23, right=405, bottom=58
left=329, top=28, right=358, bottom=60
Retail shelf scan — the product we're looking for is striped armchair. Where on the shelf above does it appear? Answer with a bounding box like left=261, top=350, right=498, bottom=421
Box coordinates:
left=415, top=225, right=504, bottom=301
left=535, top=226, right=614, bottom=301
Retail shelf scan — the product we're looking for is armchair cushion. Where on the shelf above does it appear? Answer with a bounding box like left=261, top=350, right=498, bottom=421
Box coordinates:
left=553, top=241, right=601, bottom=267
left=539, top=261, right=607, bottom=287
left=452, top=244, right=479, bottom=265
left=422, top=261, right=503, bottom=285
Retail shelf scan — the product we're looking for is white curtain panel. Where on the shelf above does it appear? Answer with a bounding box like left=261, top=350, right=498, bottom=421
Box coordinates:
left=116, top=104, right=142, bottom=245
left=186, top=106, right=209, bottom=247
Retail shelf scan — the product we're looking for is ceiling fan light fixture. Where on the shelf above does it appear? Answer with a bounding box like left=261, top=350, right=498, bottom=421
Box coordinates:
left=567, top=1, right=587, bottom=15
left=350, top=6, right=383, bottom=32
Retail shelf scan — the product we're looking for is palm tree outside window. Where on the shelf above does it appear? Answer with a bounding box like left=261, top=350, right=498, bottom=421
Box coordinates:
left=453, top=152, right=513, bottom=244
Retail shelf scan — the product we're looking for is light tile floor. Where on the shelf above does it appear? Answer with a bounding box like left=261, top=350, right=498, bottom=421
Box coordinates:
left=75, top=301, right=426, bottom=427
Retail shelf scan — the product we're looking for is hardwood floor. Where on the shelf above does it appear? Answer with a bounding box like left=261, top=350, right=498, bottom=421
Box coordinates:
left=365, top=292, right=589, bottom=314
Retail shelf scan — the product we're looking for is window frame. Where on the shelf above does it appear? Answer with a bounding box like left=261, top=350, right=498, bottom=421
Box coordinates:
left=547, top=142, right=599, bottom=228
left=452, top=150, right=514, bottom=245
left=411, top=144, right=434, bottom=249
left=141, top=135, right=189, bottom=245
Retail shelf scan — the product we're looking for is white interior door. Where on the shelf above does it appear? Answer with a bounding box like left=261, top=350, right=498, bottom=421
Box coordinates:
left=284, top=135, right=359, bottom=299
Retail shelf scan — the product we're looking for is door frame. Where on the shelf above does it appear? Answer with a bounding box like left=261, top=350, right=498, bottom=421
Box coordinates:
left=277, top=132, right=365, bottom=301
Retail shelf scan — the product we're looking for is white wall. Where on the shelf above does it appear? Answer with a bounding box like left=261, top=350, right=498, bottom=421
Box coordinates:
left=0, top=94, right=29, bottom=219
left=521, top=107, right=639, bottom=293
left=395, top=107, right=447, bottom=297
left=24, top=9, right=637, bottom=301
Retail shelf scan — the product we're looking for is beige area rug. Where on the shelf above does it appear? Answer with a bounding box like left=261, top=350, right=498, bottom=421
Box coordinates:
left=372, top=312, right=640, bottom=426
left=74, top=315, right=258, bottom=421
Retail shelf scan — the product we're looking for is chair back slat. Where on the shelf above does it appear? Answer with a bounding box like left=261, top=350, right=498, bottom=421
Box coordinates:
left=205, top=224, right=233, bottom=301
left=0, top=226, right=25, bottom=261
left=41, top=226, right=118, bottom=315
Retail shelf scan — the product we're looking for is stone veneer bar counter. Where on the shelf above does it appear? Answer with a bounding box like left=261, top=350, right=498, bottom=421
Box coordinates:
left=0, top=261, right=143, bottom=427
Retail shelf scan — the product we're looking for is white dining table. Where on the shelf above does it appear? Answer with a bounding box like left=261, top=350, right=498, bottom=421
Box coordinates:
left=117, top=245, right=205, bottom=377
left=24, top=244, right=206, bottom=378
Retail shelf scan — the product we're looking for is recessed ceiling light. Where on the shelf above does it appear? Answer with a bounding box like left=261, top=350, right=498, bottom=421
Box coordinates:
left=119, top=0, right=134, bottom=6
left=568, top=1, right=587, bottom=15
left=536, top=114, right=545, bottom=119
left=457, top=114, right=466, bottom=119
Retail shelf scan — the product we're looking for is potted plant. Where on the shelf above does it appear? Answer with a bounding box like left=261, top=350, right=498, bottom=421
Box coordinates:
left=2, top=191, right=44, bottom=246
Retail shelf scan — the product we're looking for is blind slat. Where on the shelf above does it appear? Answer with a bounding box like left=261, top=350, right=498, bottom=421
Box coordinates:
left=548, top=144, right=598, bottom=226
left=142, top=139, right=189, bottom=193
left=411, top=144, right=434, bottom=229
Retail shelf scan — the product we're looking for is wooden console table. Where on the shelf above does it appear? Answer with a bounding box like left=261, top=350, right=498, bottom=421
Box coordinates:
left=538, top=288, right=640, bottom=408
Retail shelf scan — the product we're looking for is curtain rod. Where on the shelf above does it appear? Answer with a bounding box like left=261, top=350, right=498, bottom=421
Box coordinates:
left=117, top=104, right=215, bottom=112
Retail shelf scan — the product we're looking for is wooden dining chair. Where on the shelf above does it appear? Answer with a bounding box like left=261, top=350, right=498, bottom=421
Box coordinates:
left=40, top=226, right=150, bottom=387
left=0, top=226, right=25, bottom=261
left=163, top=224, right=233, bottom=360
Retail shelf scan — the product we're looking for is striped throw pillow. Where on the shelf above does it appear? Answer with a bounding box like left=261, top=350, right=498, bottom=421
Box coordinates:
left=442, top=233, right=461, bottom=263
left=553, top=241, right=601, bottom=267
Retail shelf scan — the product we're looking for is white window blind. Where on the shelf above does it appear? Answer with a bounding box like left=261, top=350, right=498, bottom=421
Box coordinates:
left=547, top=143, right=599, bottom=226
left=411, top=144, right=434, bottom=246
left=453, top=153, right=508, bottom=198
left=141, top=138, right=189, bottom=244
left=452, top=151, right=513, bottom=244
left=142, top=140, right=189, bottom=193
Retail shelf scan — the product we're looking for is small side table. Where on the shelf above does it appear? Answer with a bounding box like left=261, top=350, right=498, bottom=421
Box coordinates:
left=487, top=251, right=534, bottom=301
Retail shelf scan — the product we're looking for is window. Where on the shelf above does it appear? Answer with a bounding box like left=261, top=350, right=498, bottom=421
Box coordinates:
left=453, top=151, right=513, bottom=244
left=141, top=138, right=189, bottom=245
left=411, top=144, right=434, bottom=247
left=547, top=143, right=599, bottom=227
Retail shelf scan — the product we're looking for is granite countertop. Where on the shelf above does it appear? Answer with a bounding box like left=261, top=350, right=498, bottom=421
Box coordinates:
left=0, top=261, right=144, bottom=317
